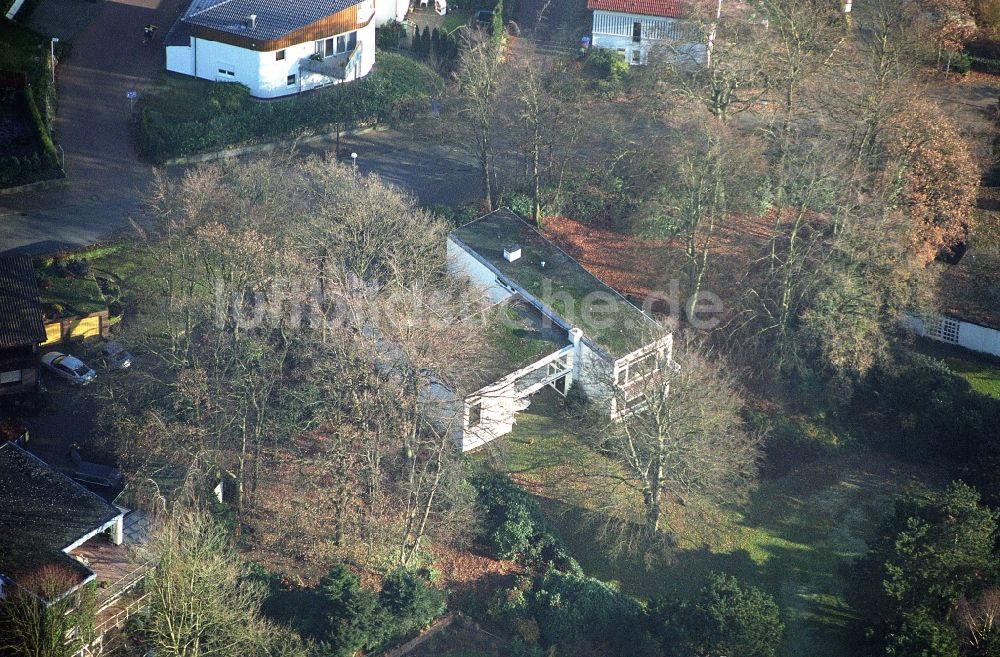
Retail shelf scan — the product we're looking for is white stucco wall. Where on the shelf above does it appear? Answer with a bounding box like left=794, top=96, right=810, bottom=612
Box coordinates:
left=166, top=44, right=194, bottom=75
left=373, top=0, right=408, bottom=25
left=590, top=9, right=705, bottom=65
left=165, top=11, right=376, bottom=98
left=447, top=238, right=516, bottom=306
left=905, top=313, right=1000, bottom=357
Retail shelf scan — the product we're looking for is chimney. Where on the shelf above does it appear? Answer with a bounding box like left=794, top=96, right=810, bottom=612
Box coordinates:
left=503, top=244, right=521, bottom=263
left=247, top=13, right=257, bottom=29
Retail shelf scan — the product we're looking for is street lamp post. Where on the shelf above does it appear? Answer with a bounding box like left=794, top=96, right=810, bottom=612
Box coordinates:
left=351, top=152, right=358, bottom=175
left=50, top=37, right=59, bottom=85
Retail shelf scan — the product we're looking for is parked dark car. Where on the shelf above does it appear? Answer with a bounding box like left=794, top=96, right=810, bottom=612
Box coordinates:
left=98, top=340, right=133, bottom=370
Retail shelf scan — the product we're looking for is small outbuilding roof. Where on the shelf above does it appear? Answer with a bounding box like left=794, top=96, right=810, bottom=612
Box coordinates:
left=0, top=443, right=121, bottom=602
left=0, top=255, right=45, bottom=349
left=178, top=0, right=359, bottom=41
left=586, top=0, right=686, bottom=18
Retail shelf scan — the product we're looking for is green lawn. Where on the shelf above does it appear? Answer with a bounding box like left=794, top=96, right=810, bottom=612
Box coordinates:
left=441, top=11, right=469, bottom=33
left=490, top=391, right=941, bottom=657
left=38, top=271, right=106, bottom=318
left=138, top=52, right=444, bottom=161
left=913, top=339, right=1000, bottom=399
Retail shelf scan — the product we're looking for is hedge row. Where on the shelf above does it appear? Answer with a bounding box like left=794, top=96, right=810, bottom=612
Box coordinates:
left=23, top=85, right=58, bottom=164
left=137, top=52, right=442, bottom=162
left=262, top=564, right=446, bottom=657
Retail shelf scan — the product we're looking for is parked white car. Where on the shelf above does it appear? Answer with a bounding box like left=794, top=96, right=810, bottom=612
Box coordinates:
left=41, top=352, right=97, bottom=385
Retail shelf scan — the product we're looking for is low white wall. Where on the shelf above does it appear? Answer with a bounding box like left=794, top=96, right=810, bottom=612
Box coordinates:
left=905, top=313, right=1000, bottom=358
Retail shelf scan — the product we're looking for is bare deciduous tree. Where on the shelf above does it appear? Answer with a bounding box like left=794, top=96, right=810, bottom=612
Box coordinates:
left=580, top=341, right=762, bottom=552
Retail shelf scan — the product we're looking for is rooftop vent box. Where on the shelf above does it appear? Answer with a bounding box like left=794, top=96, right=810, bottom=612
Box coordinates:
left=247, top=13, right=257, bottom=29
left=504, top=244, right=521, bottom=263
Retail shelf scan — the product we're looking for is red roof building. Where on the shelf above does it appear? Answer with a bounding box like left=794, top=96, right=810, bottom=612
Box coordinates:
left=586, top=0, right=686, bottom=19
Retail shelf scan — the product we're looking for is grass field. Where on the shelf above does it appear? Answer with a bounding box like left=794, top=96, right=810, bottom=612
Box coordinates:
left=490, top=390, right=941, bottom=657
left=441, top=10, right=469, bottom=33
left=913, top=338, right=1000, bottom=399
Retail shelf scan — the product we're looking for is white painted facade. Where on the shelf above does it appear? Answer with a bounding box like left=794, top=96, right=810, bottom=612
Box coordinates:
left=373, top=0, right=409, bottom=26
left=590, top=8, right=705, bottom=65
left=904, top=313, right=1000, bottom=358
left=166, top=0, right=376, bottom=98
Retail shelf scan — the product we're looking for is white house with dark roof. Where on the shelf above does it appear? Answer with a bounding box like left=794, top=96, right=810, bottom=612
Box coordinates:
left=165, top=0, right=392, bottom=97
left=588, top=0, right=706, bottom=65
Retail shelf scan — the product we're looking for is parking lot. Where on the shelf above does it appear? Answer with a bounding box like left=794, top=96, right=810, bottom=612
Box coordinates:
left=4, top=339, right=129, bottom=476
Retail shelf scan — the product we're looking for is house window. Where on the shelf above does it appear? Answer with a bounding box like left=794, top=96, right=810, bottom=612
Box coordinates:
left=317, top=38, right=335, bottom=57
left=467, top=398, right=482, bottom=429
left=276, top=49, right=286, bottom=60
left=632, top=21, right=642, bottom=42
left=337, top=31, right=357, bottom=53
left=631, top=49, right=642, bottom=64
left=287, top=74, right=296, bottom=86
left=317, top=33, right=357, bottom=58
left=217, top=67, right=235, bottom=77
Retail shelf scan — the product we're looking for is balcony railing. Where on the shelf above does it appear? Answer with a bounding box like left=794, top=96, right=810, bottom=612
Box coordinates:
left=300, top=44, right=363, bottom=81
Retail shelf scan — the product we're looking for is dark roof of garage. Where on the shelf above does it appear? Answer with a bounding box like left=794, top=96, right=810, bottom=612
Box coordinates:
left=0, top=443, right=120, bottom=603
left=0, top=255, right=45, bottom=349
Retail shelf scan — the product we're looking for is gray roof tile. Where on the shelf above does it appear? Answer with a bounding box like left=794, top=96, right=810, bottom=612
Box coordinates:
left=0, top=443, right=121, bottom=602
left=180, top=0, right=359, bottom=41
left=0, top=255, right=45, bottom=350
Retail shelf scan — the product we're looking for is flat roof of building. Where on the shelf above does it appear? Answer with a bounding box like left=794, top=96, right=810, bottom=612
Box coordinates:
left=0, top=443, right=120, bottom=601
left=450, top=209, right=660, bottom=359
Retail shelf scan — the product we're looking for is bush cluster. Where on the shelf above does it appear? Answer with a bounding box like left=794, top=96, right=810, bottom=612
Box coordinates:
left=262, top=564, right=446, bottom=657
left=492, top=568, right=781, bottom=657
left=410, top=26, right=459, bottom=72
left=376, top=19, right=407, bottom=50
left=426, top=202, right=481, bottom=226
left=0, top=152, right=48, bottom=186
left=472, top=472, right=580, bottom=574
left=850, top=350, right=1000, bottom=504
left=137, top=53, right=442, bottom=162
left=650, top=572, right=784, bottom=657
left=585, top=48, right=630, bottom=97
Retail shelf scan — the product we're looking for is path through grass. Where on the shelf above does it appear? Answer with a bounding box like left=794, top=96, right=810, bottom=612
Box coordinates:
left=492, top=390, right=940, bottom=657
